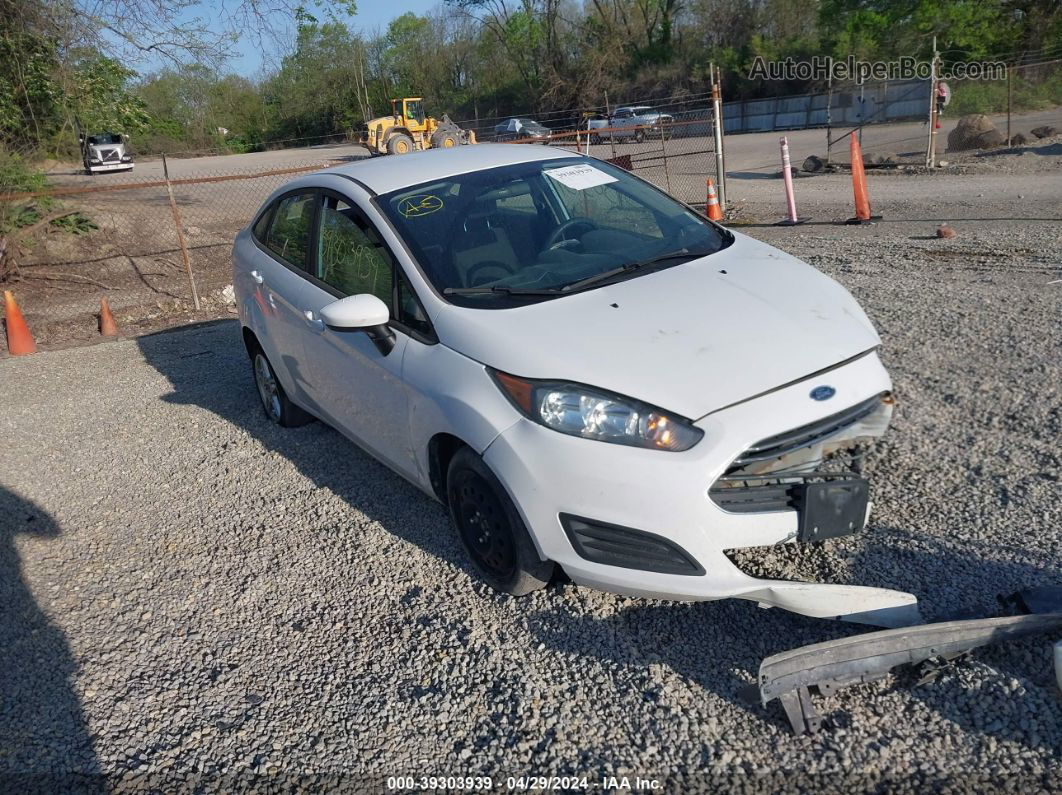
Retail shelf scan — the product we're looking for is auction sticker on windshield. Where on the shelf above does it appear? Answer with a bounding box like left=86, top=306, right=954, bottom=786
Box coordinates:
left=545, top=164, right=617, bottom=190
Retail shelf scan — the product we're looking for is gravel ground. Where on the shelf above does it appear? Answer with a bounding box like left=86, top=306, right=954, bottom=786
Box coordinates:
left=1, top=164, right=1060, bottom=791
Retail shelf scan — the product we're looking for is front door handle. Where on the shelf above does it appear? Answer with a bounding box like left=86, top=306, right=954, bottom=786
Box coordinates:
left=250, top=270, right=264, bottom=285
left=303, top=310, right=325, bottom=331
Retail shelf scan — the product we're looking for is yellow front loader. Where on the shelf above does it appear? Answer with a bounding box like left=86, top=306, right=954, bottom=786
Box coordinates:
left=360, top=97, right=475, bottom=155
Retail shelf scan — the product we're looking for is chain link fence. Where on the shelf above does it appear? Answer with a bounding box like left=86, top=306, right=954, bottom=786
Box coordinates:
left=815, top=59, right=1062, bottom=168
left=0, top=159, right=343, bottom=332
left=458, top=93, right=720, bottom=209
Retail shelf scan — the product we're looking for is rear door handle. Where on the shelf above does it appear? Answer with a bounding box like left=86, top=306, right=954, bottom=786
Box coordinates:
left=250, top=270, right=264, bottom=285
left=303, top=310, right=325, bottom=331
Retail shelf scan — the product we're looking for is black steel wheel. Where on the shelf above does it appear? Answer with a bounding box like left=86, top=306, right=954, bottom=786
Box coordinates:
left=446, top=447, right=554, bottom=596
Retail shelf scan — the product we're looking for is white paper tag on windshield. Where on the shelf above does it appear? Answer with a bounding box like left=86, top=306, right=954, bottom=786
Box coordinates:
left=545, top=164, right=617, bottom=190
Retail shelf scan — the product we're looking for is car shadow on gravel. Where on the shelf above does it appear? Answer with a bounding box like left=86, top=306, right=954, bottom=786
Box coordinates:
left=135, top=320, right=478, bottom=578
left=0, top=487, right=103, bottom=789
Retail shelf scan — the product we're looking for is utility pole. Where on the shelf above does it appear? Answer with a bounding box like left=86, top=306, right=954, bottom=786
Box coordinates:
left=926, top=36, right=940, bottom=169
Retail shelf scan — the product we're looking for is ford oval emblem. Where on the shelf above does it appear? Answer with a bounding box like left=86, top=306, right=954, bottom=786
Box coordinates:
left=810, top=385, right=836, bottom=401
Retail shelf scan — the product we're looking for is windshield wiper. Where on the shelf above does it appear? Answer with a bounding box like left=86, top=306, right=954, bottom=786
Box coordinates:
left=442, top=285, right=563, bottom=296
left=558, top=249, right=711, bottom=293
left=443, top=249, right=714, bottom=297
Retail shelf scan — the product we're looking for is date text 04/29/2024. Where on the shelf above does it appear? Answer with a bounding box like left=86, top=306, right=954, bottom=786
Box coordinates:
left=386, top=775, right=663, bottom=791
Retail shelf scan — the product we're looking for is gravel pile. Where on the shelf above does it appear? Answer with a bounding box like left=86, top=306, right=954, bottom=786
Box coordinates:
left=1, top=168, right=1059, bottom=790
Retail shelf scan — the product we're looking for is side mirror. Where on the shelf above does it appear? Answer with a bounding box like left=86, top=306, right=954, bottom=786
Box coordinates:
left=320, top=294, right=396, bottom=355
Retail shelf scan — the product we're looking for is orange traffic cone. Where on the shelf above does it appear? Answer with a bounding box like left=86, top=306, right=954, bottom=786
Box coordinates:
left=3, top=289, right=37, bottom=356
left=845, top=136, right=881, bottom=225
left=705, top=178, right=724, bottom=221
left=99, top=297, right=118, bottom=337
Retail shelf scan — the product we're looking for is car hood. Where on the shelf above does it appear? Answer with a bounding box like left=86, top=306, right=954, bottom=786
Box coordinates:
left=433, top=232, right=881, bottom=420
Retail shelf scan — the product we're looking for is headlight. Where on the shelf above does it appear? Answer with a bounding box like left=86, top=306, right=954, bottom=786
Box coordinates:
left=89, top=157, right=101, bottom=163
left=120, top=155, right=131, bottom=162
left=491, top=371, right=703, bottom=451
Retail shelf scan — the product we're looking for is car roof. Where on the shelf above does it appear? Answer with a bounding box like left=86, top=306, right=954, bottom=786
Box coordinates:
left=319, top=144, right=575, bottom=195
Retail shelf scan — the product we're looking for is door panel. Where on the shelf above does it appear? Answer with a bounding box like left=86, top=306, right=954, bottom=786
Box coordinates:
left=300, top=291, right=413, bottom=472
left=297, top=194, right=417, bottom=477
left=251, top=191, right=318, bottom=404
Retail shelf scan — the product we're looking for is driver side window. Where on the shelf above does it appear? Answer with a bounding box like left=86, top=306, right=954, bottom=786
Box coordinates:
left=316, top=197, right=393, bottom=305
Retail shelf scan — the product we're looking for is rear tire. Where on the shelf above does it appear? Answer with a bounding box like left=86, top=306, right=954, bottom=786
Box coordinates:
left=249, top=345, right=313, bottom=427
left=387, top=132, right=415, bottom=155
left=446, top=447, right=554, bottom=596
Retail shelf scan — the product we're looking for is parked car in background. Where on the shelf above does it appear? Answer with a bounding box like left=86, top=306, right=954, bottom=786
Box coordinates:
left=588, top=106, right=674, bottom=142
left=494, top=118, right=551, bottom=143
left=233, top=144, right=913, bottom=627
left=585, top=112, right=609, bottom=138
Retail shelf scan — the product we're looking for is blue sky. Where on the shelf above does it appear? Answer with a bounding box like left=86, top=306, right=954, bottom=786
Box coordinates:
left=144, top=0, right=440, bottom=76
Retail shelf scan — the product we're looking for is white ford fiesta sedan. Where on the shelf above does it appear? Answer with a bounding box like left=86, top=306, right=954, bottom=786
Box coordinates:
left=233, top=144, right=918, bottom=627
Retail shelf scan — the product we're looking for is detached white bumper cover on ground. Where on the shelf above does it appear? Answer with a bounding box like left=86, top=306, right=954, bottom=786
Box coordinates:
left=761, top=585, right=1062, bottom=735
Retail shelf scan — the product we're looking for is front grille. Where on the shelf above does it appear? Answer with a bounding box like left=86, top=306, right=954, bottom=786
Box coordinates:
left=99, top=148, right=119, bottom=162
left=729, top=393, right=884, bottom=469
left=709, top=482, right=798, bottom=513
left=708, top=392, right=887, bottom=514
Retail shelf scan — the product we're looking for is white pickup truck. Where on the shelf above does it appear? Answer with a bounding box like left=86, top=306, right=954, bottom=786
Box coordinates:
left=587, top=106, right=674, bottom=141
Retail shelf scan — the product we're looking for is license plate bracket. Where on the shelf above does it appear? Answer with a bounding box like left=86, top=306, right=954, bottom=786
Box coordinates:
left=795, top=478, right=870, bottom=542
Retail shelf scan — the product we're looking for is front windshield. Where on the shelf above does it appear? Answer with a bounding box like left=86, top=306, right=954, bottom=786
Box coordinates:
left=376, top=158, right=730, bottom=307
left=405, top=100, right=425, bottom=124
left=88, top=133, right=122, bottom=145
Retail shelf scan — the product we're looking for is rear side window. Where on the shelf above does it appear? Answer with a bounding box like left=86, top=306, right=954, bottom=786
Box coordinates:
left=252, top=207, right=272, bottom=242
left=265, top=193, right=315, bottom=270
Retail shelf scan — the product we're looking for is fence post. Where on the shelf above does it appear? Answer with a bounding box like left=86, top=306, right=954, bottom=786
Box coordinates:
left=825, top=69, right=833, bottom=166
left=659, top=125, right=672, bottom=194
left=1006, top=64, right=1013, bottom=142
left=711, top=65, right=727, bottom=209
left=605, top=90, right=616, bottom=159
left=162, top=153, right=201, bottom=311
left=925, top=36, right=939, bottom=169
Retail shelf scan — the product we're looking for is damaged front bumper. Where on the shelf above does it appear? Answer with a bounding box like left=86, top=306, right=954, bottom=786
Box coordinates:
left=486, top=350, right=920, bottom=627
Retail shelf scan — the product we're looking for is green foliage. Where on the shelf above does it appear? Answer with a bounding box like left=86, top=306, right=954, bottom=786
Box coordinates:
left=136, top=65, right=267, bottom=154
left=949, top=70, right=1062, bottom=115
left=67, top=53, right=150, bottom=135
left=0, top=0, right=63, bottom=150
left=50, top=212, right=98, bottom=235
left=0, top=150, right=46, bottom=193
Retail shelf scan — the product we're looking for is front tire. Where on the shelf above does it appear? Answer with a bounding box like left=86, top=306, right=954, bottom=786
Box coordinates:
left=250, top=347, right=313, bottom=427
left=446, top=447, right=554, bottom=596
left=387, top=132, right=415, bottom=155
left=431, top=130, right=459, bottom=149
